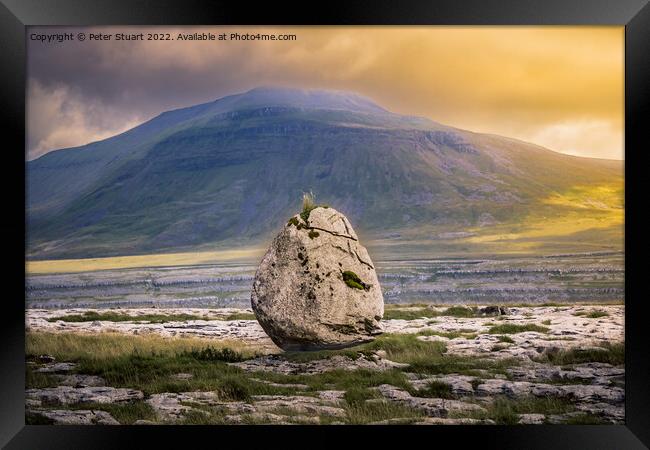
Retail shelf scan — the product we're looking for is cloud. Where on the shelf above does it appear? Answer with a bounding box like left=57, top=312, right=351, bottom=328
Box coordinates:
left=27, top=26, right=624, bottom=160
left=528, top=119, right=624, bottom=160
left=27, top=79, right=143, bottom=159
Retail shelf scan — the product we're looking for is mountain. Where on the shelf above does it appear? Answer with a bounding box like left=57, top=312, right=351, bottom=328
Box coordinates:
left=27, top=87, right=623, bottom=259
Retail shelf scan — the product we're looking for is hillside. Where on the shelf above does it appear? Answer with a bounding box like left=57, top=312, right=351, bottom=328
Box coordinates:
left=27, top=87, right=623, bottom=259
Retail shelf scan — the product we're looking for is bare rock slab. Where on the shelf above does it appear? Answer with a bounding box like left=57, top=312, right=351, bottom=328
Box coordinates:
left=28, top=409, right=120, bottom=425
left=252, top=207, right=384, bottom=350
left=26, top=386, right=144, bottom=406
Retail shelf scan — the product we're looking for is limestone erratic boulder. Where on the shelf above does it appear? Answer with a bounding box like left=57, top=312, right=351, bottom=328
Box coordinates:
left=252, top=206, right=384, bottom=350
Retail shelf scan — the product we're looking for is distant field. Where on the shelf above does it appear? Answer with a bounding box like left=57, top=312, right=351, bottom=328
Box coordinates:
left=26, top=248, right=265, bottom=275
left=464, top=183, right=623, bottom=248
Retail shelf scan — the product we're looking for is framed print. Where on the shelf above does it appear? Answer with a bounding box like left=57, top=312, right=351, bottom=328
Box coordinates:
left=1, top=0, right=648, bottom=448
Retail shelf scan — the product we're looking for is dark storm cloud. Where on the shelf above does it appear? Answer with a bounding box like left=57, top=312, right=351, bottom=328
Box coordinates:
left=27, top=26, right=623, bottom=160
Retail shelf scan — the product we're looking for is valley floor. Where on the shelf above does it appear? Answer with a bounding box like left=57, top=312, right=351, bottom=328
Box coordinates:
left=25, top=304, right=624, bottom=425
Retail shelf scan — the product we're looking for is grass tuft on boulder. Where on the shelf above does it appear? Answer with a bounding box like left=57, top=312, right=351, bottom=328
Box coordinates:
left=299, top=191, right=329, bottom=223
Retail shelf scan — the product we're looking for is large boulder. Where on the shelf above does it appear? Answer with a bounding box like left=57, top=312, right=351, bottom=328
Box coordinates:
left=251, top=206, right=384, bottom=350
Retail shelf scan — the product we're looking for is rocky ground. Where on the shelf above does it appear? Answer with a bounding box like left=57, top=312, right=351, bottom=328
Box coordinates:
left=25, top=304, right=624, bottom=425
left=26, top=253, right=624, bottom=309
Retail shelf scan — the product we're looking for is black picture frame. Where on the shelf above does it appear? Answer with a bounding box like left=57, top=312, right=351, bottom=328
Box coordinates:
left=2, top=1, right=648, bottom=448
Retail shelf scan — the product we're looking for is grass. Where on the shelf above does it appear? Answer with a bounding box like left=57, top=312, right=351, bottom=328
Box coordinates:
left=25, top=332, right=418, bottom=400
left=25, top=367, right=60, bottom=389
left=534, top=342, right=624, bottom=366
left=457, top=395, right=575, bottom=425
left=283, top=333, right=448, bottom=366
left=301, top=191, right=316, bottom=221
left=222, top=312, right=257, bottom=321
left=416, top=329, right=478, bottom=340
left=342, top=387, right=424, bottom=424
left=185, top=347, right=246, bottom=362
left=46, top=311, right=256, bottom=323
left=573, top=310, right=609, bottom=318
left=299, top=191, right=329, bottom=223
left=442, top=306, right=475, bottom=318
left=586, top=311, right=609, bottom=318
left=26, top=332, right=263, bottom=362
left=497, top=335, right=515, bottom=344
left=487, top=324, right=550, bottom=334
left=26, top=248, right=264, bottom=274
left=71, top=401, right=157, bottom=425
left=248, top=368, right=413, bottom=397
left=410, top=380, right=454, bottom=399
left=284, top=332, right=521, bottom=377
left=344, top=400, right=424, bottom=424
left=47, top=311, right=205, bottom=323
left=463, top=182, right=623, bottom=252
left=383, top=306, right=478, bottom=320
left=382, top=308, right=438, bottom=320
left=25, top=328, right=620, bottom=425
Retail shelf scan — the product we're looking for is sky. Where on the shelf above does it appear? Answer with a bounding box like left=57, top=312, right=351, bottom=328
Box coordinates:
left=27, top=26, right=624, bottom=161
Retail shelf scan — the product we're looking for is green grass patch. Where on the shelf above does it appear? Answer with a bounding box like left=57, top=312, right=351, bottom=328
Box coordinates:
left=45, top=311, right=256, bottom=323
left=25, top=367, right=60, bottom=389
left=410, top=380, right=454, bottom=399
left=267, top=332, right=473, bottom=379
left=344, top=387, right=382, bottom=405
left=535, top=342, right=624, bottom=366
left=73, top=400, right=157, bottom=425
left=344, top=399, right=424, bottom=424
left=487, top=324, right=550, bottom=334
left=251, top=368, right=412, bottom=394
left=497, top=335, right=515, bottom=344
left=46, top=311, right=208, bottom=323
left=416, top=329, right=477, bottom=340
left=441, top=306, right=476, bottom=318
left=457, top=395, right=575, bottom=425
left=573, top=310, right=609, bottom=319
left=383, top=308, right=438, bottom=320
left=222, top=312, right=257, bottom=321
left=184, top=347, right=246, bottom=362
left=26, top=332, right=261, bottom=362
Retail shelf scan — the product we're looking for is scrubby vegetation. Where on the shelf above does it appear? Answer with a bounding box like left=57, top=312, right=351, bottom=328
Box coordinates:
left=299, top=191, right=329, bottom=223
left=573, top=310, right=609, bottom=318
left=487, top=324, right=550, bottom=334
left=456, top=395, right=576, bottom=425
left=382, top=305, right=490, bottom=320
left=534, top=342, right=624, bottom=366
left=26, top=301, right=624, bottom=425
left=383, top=308, right=438, bottom=320
left=410, top=380, right=454, bottom=399
left=26, top=332, right=261, bottom=362
left=46, top=311, right=255, bottom=323
left=442, top=306, right=475, bottom=318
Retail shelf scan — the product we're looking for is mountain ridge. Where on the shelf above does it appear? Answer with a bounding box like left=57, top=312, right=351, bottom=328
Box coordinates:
left=27, top=87, right=623, bottom=259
